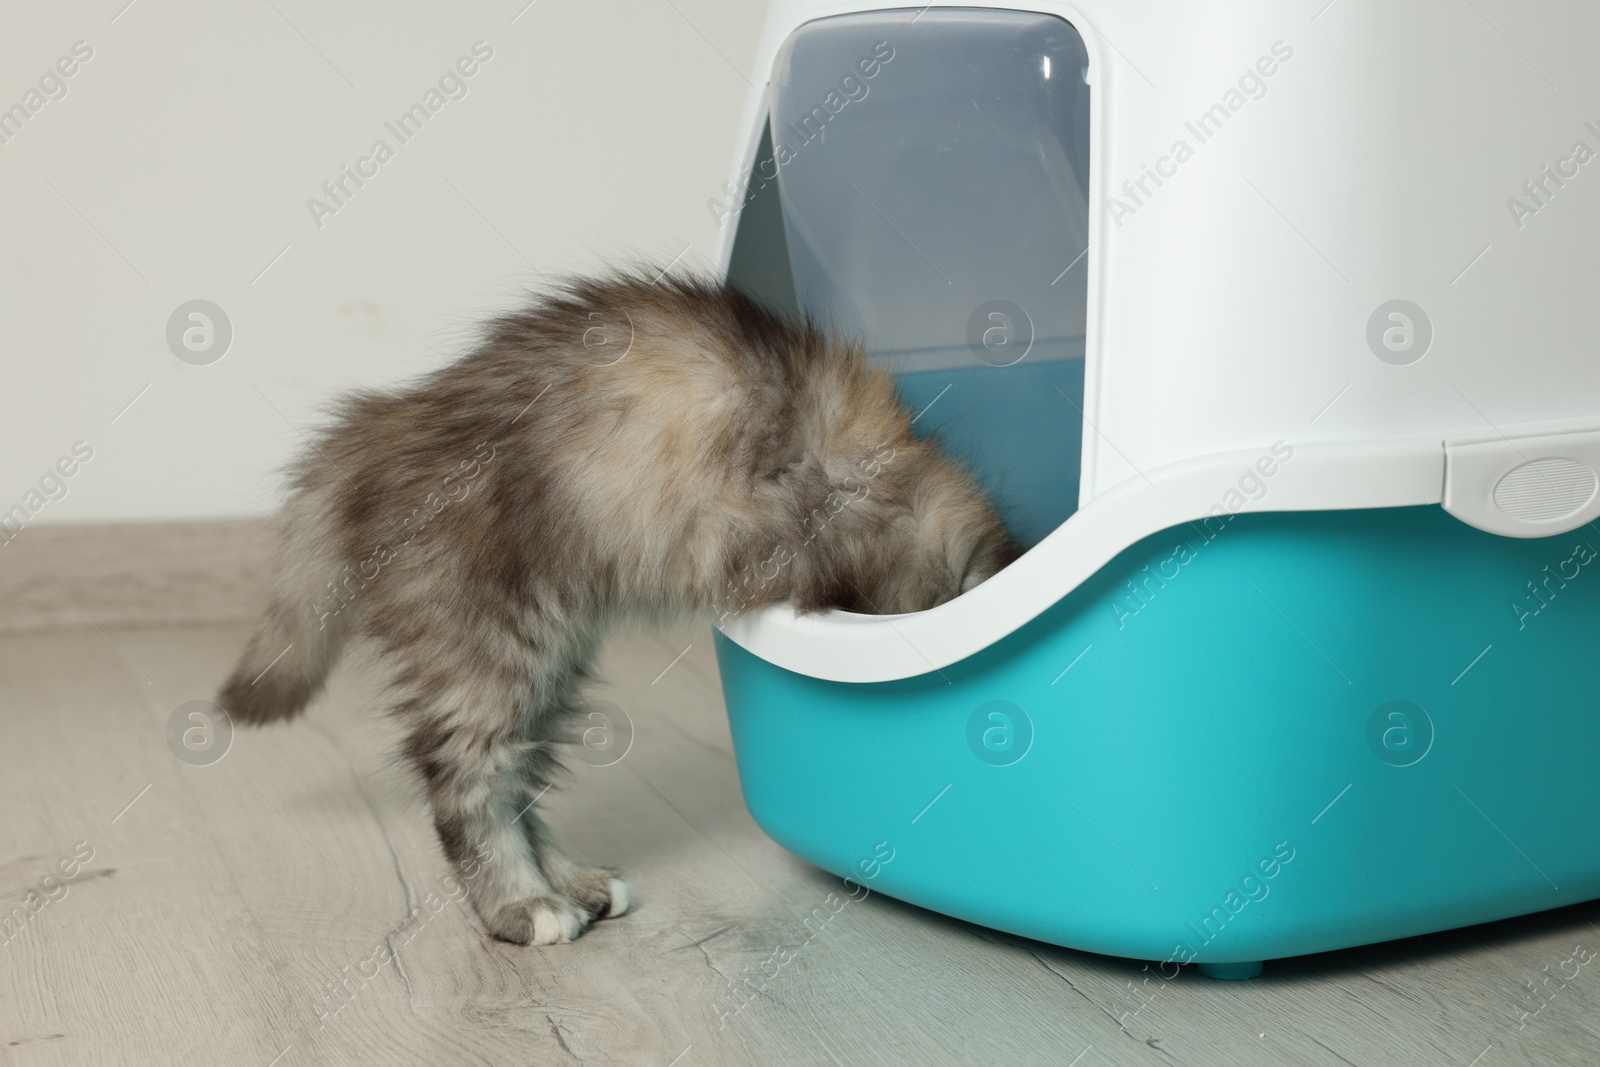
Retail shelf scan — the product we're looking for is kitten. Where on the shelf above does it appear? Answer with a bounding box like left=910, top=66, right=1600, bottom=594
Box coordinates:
left=218, top=269, right=1019, bottom=945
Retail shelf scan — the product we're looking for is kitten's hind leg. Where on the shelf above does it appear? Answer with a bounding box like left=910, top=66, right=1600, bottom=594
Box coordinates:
left=398, top=669, right=593, bottom=946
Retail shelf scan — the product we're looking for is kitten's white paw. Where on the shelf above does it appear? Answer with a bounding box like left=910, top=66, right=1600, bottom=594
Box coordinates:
left=556, top=868, right=631, bottom=920
left=487, top=896, right=590, bottom=945
left=604, top=877, right=631, bottom=918
left=531, top=898, right=587, bottom=945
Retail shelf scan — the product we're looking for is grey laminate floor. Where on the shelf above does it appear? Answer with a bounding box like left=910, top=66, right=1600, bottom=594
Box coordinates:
left=1, top=620, right=1595, bottom=1066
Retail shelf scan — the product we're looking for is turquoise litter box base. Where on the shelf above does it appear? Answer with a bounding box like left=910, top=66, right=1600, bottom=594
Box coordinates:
left=713, top=506, right=1600, bottom=974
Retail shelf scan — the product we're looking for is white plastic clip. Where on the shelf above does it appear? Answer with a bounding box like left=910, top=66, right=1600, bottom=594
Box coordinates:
left=1443, top=429, right=1600, bottom=538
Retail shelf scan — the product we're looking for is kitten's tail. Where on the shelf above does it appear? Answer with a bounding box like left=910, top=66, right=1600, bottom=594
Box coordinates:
left=218, top=490, right=354, bottom=726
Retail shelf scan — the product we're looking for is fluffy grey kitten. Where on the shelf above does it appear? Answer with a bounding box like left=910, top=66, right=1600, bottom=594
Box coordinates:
left=219, top=270, right=1018, bottom=945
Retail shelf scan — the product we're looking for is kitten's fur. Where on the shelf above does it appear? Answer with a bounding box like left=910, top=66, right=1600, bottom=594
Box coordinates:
left=219, top=270, right=1018, bottom=945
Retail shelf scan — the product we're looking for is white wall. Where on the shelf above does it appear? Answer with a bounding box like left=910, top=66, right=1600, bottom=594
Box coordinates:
left=0, top=0, right=765, bottom=524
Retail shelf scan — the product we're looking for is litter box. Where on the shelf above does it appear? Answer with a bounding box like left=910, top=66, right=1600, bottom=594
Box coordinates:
left=710, top=1, right=1600, bottom=977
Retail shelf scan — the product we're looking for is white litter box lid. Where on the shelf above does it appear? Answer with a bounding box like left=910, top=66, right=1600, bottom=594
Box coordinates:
left=713, top=0, right=1600, bottom=682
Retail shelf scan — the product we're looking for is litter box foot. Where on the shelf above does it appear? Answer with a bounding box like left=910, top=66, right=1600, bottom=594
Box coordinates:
left=1198, top=961, right=1263, bottom=980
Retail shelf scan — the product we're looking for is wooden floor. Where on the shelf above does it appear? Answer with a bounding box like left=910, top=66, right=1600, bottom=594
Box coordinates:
left=2, top=618, right=1597, bottom=1067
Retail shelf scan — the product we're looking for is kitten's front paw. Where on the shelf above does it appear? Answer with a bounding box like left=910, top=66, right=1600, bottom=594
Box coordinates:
left=486, top=896, right=590, bottom=946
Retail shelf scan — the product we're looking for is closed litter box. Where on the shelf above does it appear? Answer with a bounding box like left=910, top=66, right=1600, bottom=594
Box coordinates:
left=710, top=2, right=1600, bottom=977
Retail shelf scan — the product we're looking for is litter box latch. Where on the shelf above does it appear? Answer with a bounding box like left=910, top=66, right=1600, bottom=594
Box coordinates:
left=1443, top=429, right=1600, bottom=538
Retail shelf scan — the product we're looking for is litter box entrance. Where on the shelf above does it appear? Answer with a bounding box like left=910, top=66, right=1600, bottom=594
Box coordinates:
left=726, top=8, right=1092, bottom=549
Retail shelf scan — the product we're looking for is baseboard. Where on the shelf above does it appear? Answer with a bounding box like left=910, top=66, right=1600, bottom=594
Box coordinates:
left=0, top=519, right=274, bottom=633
